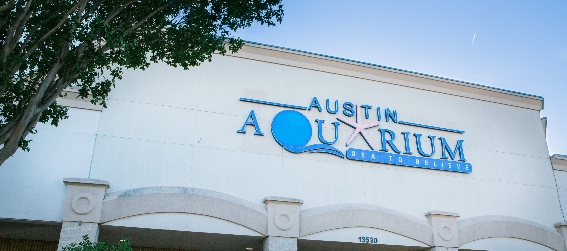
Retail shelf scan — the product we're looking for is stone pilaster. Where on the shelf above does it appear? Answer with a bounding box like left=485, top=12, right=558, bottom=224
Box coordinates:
left=57, top=178, right=109, bottom=251
left=58, top=222, right=100, bottom=249
left=551, top=154, right=567, bottom=172
left=263, top=197, right=303, bottom=251
left=555, top=222, right=567, bottom=250
left=429, top=247, right=458, bottom=251
left=429, top=247, right=459, bottom=251
left=263, top=236, right=297, bottom=251
left=426, top=211, right=460, bottom=250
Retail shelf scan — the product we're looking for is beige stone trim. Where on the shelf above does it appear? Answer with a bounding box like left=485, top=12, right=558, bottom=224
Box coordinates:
left=552, top=155, right=567, bottom=172
left=264, top=196, right=304, bottom=204
left=430, top=248, right=458, bottom=251
left=555, top=221, right=567, bottom=251
left=426, top=211, right=460, bottom=218
left=229, top=44, right=543, bottom=111
left=62, top=178, right=109, bottom=223
left=56, top=88, right=103, bottom=111
left=63, top=178, right=109, bottom=187
left=101, top=186, right=268, bottom=235
left=426, top=211, right=460, bottom=248
left=263, top=236, right=297, bottom=251
left=264, top=196, right=303, bottom=238
left=299, top=203, right=433, bottom=246
left=457, top=215, right=565, bottom=251
left=57, top=222, right=99, bottom=251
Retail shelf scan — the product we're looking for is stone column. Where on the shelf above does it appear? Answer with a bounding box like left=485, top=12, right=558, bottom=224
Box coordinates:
left=429, top=248, right=458, bottom=251
left=57, top=178, right=109, bottom=251
left=263, top=197, right=303, bottom=251
left=425, top=211, right=460, bottom=251
left=555, top=222, right=567, bottom=250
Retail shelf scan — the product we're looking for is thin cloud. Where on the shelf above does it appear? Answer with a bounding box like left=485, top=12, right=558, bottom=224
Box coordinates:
left=471, top=32, right=476, bottom=47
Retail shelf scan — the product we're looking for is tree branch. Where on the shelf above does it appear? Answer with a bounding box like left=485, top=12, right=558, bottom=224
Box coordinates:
left=37, top=44, right=89, bottom=112
left=9, top=14, right=59, bottom=75
left=21, top=113, right=40, bottom=140
left=25, top=40, right=69, bottom=121
left=84, top=0, right=106, bottom=21
left=0, top=38, right=68, bottom=157
left=0, top=112, right=40, bottom=166
left=0, top=0, right=15, bottom=13
left=2, top=0, right=32, bottom=61
left=75, top=0, right=88, bottom=24
left=103, top=0, right=138, bottom=25
left=123, top=4, right=171, bottom=36
left=0, top=58, right=60, bottom=165
left=22, top=0, right=88, bottom=60
left=0, top=121, right=18, bottom=145
left=7, top=4, right=33, bottom=56
left=36, top=77, right=71, bottom=112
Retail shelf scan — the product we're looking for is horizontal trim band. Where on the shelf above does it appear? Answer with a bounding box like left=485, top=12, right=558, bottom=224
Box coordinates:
left=240, top=98, right=307, bottom=110
left=398, top=121, right=465, bottom=134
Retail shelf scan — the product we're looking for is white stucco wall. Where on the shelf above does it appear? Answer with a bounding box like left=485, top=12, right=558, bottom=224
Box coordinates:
left=0, top=48, right=562, bottom=250
left=83, top=54, right=561, bottom=227
left=0, top=108, right=101, bottom=222
left=553, top=170, right=567, bottom=220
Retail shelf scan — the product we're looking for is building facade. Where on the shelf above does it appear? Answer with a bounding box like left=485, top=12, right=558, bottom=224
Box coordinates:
left=1, top=42, right=567, bottom=251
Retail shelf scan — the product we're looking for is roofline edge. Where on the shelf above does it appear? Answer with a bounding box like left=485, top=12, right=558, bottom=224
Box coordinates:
left=241, top=41, right=544, bottom=109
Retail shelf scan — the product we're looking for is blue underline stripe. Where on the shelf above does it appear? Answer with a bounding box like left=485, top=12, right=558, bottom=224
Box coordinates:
left=240, top=98, right=307, bottom=110
left=398, top=121, right=465, bottom=134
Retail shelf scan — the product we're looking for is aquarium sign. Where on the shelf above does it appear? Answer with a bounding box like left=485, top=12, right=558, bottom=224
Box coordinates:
left=237, top=97, right=471, bottom=173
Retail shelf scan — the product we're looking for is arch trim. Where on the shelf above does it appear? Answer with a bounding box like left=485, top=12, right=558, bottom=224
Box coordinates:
left=299, top=203, right=433, bottom=246
left=101, top=186, right=268, bottom=235
left=458, top=215, right=565, bottom=251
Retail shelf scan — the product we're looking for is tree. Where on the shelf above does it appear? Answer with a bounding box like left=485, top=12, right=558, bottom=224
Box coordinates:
left=63, top=235, right=132, bottom=251
left=0, top=0, right=283, bottom=166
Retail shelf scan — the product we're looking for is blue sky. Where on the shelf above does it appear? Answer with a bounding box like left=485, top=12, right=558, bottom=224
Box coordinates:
left=235, top=0, right=567, bottom=155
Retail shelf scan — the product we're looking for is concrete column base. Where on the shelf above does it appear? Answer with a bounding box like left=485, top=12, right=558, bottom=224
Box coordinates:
left=429, top=247, right=458, bottom=251
left=555, top=221, right=567, bottom=250
left=263, top=236, right=297, bottom=251
left=57, top=221, right=99, bottom=250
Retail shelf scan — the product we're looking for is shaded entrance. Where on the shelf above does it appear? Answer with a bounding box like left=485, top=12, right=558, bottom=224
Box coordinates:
left=99, top=225, right=265, bottom=251
left=298, top=239, right=429, bottom=251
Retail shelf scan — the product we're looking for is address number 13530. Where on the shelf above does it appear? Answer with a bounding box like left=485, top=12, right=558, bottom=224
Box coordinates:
left=358, top=236, right=378, bottom=244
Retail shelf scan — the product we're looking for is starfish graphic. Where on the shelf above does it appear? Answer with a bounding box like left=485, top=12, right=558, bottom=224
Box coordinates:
left=337, top=105, right=380, bottom=150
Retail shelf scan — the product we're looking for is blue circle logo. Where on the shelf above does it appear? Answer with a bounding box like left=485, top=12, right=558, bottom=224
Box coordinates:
left=271, top=110, right=344, bottom=158
left=271, top=110, right=312, bottom=148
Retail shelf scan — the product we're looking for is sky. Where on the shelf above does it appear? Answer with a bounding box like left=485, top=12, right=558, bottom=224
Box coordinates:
left=235, top=0, right=567, bottom=155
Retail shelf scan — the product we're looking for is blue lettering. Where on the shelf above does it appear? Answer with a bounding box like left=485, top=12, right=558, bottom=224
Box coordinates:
left=385, top=108, right=398, bottom=123
left=360, top=104, right=372, bottom=119
left=439, top=137, right=466, bottom=161
left=378, top=128, right=401, bottom=153
left=343, top=102, right=355, bottom=117
left=401, top=132, right=412, bottom=155
left=308, top=97, right=322, bottom=112
left=326, top=99, right=339, bottom=114
left=414, top=134, right=436, bottom=157
left=315, top=119, right=339, bottom=145
left=237, top=110, right=264, bottom=136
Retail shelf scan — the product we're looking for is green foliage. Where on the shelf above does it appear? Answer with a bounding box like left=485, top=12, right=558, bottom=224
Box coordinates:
left=62, top=235, right=132, bottom=251
left=0, top=0, right=283, bottom=165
